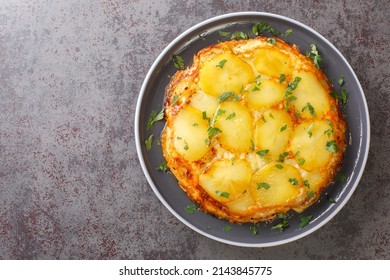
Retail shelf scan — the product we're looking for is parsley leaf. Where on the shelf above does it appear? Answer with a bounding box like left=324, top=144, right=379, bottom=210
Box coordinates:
left=226, top=112, right=236, bottom=120
left=223, top=225, right=233, bottom=232
left=307, top=123, right=314, bottom=138
left=172, top=54, right=184, bottom=69
left=283, top=29, right=293, bottom=39
left=308, top=189, right=315, bottom=198
left=275, top=164, right=283, bottom=169
left=215, top=190, right=230, bottom=198
left=326, top=140, right=339, bottom=153
left=271, top=216, right=289, bottom=231
left=307, top=44, right=322, bottom=68
left=267, top=38, right=277, bottom=44
left=327, top=196, right=336, bottom=203
left=338, top=173, right=347, bottom=182
left=230, top=31, right=248, bottom=40
left=250, top=225, right=258, bottom=235
left=289, top=178, right=298, bottom=185
left=144, top=134, right=153, bottom=151
left=217, top=91, right=235, bottom=102
left=257, top=182, right=271, bottom=190
left=297, top=158, right=305, bottom=165
left=299, top=214, right=313, bottom=228
left=218, top=30, right=231, bottom=37
left=256, top=149, right=269, bottom=158
left=279, top=73, right=286, bottom=83
left=185, top=204, right=197, bottom=214
left=146, top=108, right=164, bottom=130
left=252, top=22, right=270, bottom=35
left=207, top=126, right=222, bottom=138
left=303, top=180, right=310, bottom=187
left=280, top=124, right=288, bottom=132
left=278, top=152, right=289, bottom=162
left=250, top=140, right=255, bottom=151
left=338, top=74, right=345, bottom=86
left=302, top=102, right=316, bottom=116
left=216, top=59, right=227, bottom=68
left=156, top=161, right=169, bottom=172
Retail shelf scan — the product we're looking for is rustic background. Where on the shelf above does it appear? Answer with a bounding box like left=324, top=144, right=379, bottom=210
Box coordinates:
left=0, top=0, right=389, bottom=259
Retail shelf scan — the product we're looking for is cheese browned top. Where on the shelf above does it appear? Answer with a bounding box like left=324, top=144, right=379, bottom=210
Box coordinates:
left=161, top=36, right=346, bottom=223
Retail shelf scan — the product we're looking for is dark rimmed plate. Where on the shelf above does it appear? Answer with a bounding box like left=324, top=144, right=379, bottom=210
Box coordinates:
left=134, top=12, right=370, bottom=247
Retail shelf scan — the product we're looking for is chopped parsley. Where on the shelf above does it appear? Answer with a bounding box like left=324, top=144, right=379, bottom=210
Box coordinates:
left=294, top=111, right=301, bottom=119
left=223, top=225, right=233, bottom=232
left=257, top=182, right=271, bottom=190
left=226, top=112, right=236, bottom=120
left=252, top=22, right=270, bottom=35
left=307, top=123, right=314, bottom=138
left=172, top=54, right=184, bottom=69
left=204, top=139, right=211, bottom=146
left=299, top=214, right=313, bottom=228
left=172, top=95, right=179, bottom=105
left=284, top=77, right=301, bottom=111
left=218, top=30, right=231, bottom=37
left=230, top=31, right=248, bottom=40
left=256, top=149, right=269, bottom=158
left=216, top=59, right=227, bottom=68
left=252, top=86, right=260, bottom=91
left=215, top=190, right=230, bottom=198
left=283, top=29, right=293, bottom=39
left=338, top=74, right=345, bottom=86
left=302, top=102, right=316, bottom=116
left=216, top=109, right=226, bottom=116
left=156, top=161, right=169, bottom=172
left=146, top=108, right=164, bottom=130
left=192, top=123, right=198, bottom=127
left=303, top=180, right=310, bottom=187
left=297, top=158, right=305, bottom=165
left=183, top=141, right=189, bottom=150
left=307, top=44, right=322, bottom=68
left=269, top=112, right=274, bottom=119
left=327, top=196, right=336, bottom=203
left=308, top=189, right=315, bottom=198
left=261, top=115, right=267, bottom=123
left=289, top=178, right=298, bottom=185
left=185, top=204, right=197, bottom=214
left=338, top=173, right=347, bottom=182
left=267, top=38, right=277, bottom=44
left=279, top=73, right=286, bottom=83
left=217, top=91, right=235, bottom=102
left=326, top=140, right=339, bottom=153
left=278, top=152, right=289, bottom=162
left=250, top=140, right=255, bottom=151
left=275, top=164, right=283, bottom=169
left=144, top=134, right=153, bottom=151
left=324, top=120, right=334, bottom=137
left=271, top=213, right=290, bottom=231
left=207, top=126, right=222, bottom=138
left=250, top=225, right=258, bottom=235
left=280, top=124, right=288, bottom=132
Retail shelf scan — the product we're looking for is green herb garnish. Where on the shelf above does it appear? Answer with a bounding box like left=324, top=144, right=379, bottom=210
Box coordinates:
left=185, top=204, right=197, bottom=214
left=223, top=225, right=233, bottom=232
left=156, top=161, right=169, bottom=172
left=267, top=38, right=277, bottom=44
left=297, top=158, right=305, bottom=165
left=226, top=112, right=236, bottom=120
left=256, top=149, right=269, bottom=158
left=307, top=123, right=314, bottom=138
left=144, top=134, right=153, bottom=151
left=252, top=22, right=270, bottom=35
left=147, top=108, right=164, bottom=130
left=278, top=152, right=289, bottom=162
left=217, top=91, right=234, bottom=102
left=250, top=225, right=258, bottom=235
left=307, top=44, right=322, bottom=68
left=326, top=140, right=339, bottom=153
left=299, top=214, right=313, bottom=228
left=279, top=73, right=286, bottom=83
left=207, top=126, right=222, bottom=138
left=230, top=31, right=248, bottom=40
left=257, top=182, right=271, bottom=190
left=172, top=54, right=184, bottom=69
left=216, top=59, right=227, bottom=68
left=275, top=164, right=283, bottom=169
left=218, top=30, right=231, bottom=37
left=303, top=180, right=310, bottom=187
left=289, top=178, right=298, bottom=185
left=338, top=74, right=344, bottom=86
left=280, top=124, right=288, bottom=132
left=302, top=102, right=316, bottom=116
left=215, top=190, right=230, bottom=198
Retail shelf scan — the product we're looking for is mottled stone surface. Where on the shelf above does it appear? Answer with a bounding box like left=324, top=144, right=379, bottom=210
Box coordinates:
left=0, top=0, right=389, bottom=259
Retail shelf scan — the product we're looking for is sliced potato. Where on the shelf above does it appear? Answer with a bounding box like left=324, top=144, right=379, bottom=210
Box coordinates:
left=254, top=109, right=293, bottom=157
left=253, top=48, right=292, bottom=77
left=289, top=71, right=330, bottom=118
left=214, top=101, right=253, bottom=153
left=199, top=159, right=252, bottom=203
left=190, top=90, right=219, bottom=118
left=246, top=80, right=285, bottom=109
left=226, top=193, right=256, bottom=213
left=199, top=53, right=254, bottom=97
left=172, top=106, right=209, bottom=161
left=250, top=163, right=302, bottom=206
left=290, top=120, right=334, bottom=171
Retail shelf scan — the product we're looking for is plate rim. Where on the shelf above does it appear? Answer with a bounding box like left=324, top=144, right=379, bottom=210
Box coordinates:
left=134, top=11, right=370, bottom=247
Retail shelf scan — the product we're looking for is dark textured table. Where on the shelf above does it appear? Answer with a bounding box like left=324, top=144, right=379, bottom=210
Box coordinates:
left=0, top=0, right=389, bottom=259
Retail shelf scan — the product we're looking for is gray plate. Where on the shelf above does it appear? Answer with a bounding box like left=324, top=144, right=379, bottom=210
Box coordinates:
left=134, top=12, right=370, bottom=247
